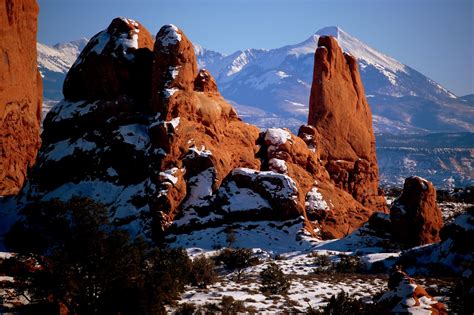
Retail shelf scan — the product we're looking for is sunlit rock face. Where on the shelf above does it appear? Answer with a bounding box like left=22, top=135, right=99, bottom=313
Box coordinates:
left=0, top=0, right=42, bottom=196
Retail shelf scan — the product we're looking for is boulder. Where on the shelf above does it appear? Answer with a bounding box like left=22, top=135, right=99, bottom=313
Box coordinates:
left=0, top=0, right=42, bottom=195
left=379, top=269, right=447, bottom=314
left=307, top=36, right=386, bottom=213
left=391, top=176, right=443, bottom=246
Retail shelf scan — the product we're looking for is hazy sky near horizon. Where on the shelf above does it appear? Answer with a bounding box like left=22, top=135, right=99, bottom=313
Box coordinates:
left=38, top=0, right=473, bottom=96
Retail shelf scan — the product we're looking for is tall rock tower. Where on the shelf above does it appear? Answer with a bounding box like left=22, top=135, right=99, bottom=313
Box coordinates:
left=307, top=36, right=386, bottom=212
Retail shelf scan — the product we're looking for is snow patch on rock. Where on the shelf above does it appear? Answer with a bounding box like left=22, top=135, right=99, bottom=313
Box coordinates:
left=117, top=124, right=150, bottom=150
left=159, top=24, right=182, bottom=47
left=305, top=186, right=329, bottom=211
left=265, top=128, right=291, bottom=146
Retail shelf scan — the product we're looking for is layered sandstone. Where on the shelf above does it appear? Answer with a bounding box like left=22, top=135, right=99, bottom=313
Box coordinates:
left=307, top=36, right=386, bottom=213
left=0, top=0, right=42, bottom=195
left=390, top=176, right=443, bottom=246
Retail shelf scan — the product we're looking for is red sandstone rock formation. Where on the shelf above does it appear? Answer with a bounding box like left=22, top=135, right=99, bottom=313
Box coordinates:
left=306, top=36, right=386, bottom=213
left=5, top=21, right=389, bottom=242
left=379, top=269, right=447, bottom=314
left=0, top=0, right=42, bottom=195
left=390, top=176, right=443, bottom=246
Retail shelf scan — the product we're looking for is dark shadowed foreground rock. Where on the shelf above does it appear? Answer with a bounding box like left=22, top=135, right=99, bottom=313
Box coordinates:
left=390, top=176, right=443, bottom=246
left=0, top=0, right=42, bottom=196
left=63, top=17, right=154, bottom=102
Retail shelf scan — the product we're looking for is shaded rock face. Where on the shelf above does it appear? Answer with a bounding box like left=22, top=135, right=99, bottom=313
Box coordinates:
left=307, top=36, right=386, bottom=213
left=0, top=0, right=42, bottom=195
left=391, top=176, right=443, bottom=246
left=63, top=17, right=154, bottom=102
left=4, top=21, right=387, bottom=242
left=379, top=270, right=447, bottom=314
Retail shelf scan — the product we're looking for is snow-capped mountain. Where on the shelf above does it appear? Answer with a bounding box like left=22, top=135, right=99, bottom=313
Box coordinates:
left=196, top=26, right=473, bottom=134
left=37, top=38, right=88, bottom=117
left=37, top=39, right=88, bottom=95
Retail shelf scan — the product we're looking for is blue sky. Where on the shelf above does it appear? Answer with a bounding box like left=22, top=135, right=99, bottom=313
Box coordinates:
left=38, top=0, right=473, bottom=96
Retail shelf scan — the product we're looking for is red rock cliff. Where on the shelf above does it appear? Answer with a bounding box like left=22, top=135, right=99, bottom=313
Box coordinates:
left=307, top=36, right=386, bottom=213
left=0, top=0, right=42, bottom=195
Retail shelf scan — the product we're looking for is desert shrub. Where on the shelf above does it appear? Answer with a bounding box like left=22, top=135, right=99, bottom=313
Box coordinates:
left=312, top=253, right=332, bottom=273
left=220, top=295, right=248, bottom=314
left=215, top=248, right=258, bottom=269
left=196, top=296, right=255, bottom=314
left=214, top=248, right=259, bottom=281
left=333, top=254, right=364, bottom=273
left=190, top=255, right=217, bottom=288
left=316, top=291, right=391, bottom=315
left=175, top=302, right=197, bottom=315
left=260, top=262, right=291, bottom=295
left=142, top=247, right=193, bottom=310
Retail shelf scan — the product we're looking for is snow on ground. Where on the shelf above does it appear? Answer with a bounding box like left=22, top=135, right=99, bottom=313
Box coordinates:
left=168, top=218, right=397, bottom=312
left=173, top=270, right=387, bottom=313
left=181, top=167, right=215, bottom=209
left=165, top=203, right=412, bottom=312
left=245, top=70, right=291, bottom=90
left=166, top=210, right=461, bottom=312
left=439, top=201, right=473, bottom=223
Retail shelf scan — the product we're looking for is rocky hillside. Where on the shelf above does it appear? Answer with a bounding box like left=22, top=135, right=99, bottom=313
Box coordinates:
left=0, top=0, right=42, bottom=196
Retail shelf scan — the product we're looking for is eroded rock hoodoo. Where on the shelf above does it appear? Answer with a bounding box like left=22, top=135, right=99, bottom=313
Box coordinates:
left=390, top=176, right=443, bottom=246
left=305, top=35, right=386, bottom=213
left=0, top=0, right=42, bottom=196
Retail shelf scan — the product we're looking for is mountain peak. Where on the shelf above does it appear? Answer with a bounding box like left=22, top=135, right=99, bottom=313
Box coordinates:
left=315, top=26, right=343, bottom=38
